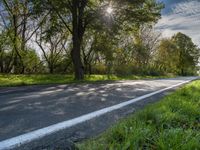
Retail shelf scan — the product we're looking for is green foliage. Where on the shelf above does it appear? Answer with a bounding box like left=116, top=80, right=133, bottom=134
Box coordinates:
left=114, top=64, right=134, bottom=76
left=29, top=0, right=164, bottom=79
left=172, top=32, right=200, bottom=75
left=21, top=49, right=43, bottom=73
left=0, top=0, right=199, bottom=78
left=156, top=39, right=179, bottom=74
left=78, top=80, right=200, bottom=149
left=156, top=33, right=200, bottom=76
left=92, top=64, right=107, bottom=75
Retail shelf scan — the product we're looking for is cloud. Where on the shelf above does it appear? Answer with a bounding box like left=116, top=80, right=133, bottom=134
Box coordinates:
left=156, top=0, right=200, bottom=47
left=172, top=0, right=200, bottom=15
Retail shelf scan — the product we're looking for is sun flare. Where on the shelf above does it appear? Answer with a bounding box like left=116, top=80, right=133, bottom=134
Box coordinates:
left=106, top=6, right=113, bottom=14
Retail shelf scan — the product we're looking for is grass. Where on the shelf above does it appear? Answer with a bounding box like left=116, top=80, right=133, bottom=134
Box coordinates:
left=0, top=74, right=172, bottom=87
left=77, top=80, right=200, bottom=150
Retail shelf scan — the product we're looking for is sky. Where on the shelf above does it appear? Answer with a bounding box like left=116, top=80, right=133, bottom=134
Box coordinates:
left=156, top=0, right=200, bottom=47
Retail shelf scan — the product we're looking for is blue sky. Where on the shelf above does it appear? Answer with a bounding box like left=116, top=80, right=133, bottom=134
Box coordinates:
left=156, top=0, right=200, bottom=47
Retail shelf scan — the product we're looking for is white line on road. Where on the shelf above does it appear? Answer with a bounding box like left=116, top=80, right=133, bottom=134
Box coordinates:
left=0, top=78, right=196, bottom=150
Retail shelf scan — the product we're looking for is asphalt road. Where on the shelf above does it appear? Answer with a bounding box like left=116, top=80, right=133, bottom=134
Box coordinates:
left=0, top=77, right=197, bottom=146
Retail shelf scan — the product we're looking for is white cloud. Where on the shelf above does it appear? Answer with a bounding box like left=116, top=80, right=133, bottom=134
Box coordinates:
left=156, top=0, right=200, bottom=47
left=172, top=0, right=200, bottom=15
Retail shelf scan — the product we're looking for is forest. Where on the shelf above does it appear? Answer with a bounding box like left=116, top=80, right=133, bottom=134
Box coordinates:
left=0, top=0, right=199, bottom=80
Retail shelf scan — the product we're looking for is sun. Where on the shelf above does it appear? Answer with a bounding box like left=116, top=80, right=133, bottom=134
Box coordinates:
left=106, top=6, right=113, bottom=14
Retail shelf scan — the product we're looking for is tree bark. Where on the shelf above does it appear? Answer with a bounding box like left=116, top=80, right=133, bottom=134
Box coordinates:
left=0, top=59, right=3, bottom=73
left=71, top=36, right=84, bottom=80
left=71, top=0, right=86, bottom=80
left=20, top=1, right=28, bottom=74
left=49, top=64, right=54, bottom=74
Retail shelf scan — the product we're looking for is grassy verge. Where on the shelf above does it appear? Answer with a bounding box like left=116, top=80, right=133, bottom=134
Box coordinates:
left=0, top=74, right=172, bottom=87
left=78, top=80, right=200, bottom=150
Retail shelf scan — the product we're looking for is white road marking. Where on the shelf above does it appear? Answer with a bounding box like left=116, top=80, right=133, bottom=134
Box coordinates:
left=0, top=78, right=197, bottom=150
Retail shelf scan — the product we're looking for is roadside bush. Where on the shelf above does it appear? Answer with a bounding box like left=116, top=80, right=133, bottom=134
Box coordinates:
left=92, top=64, right=107, bottom=75
left=114, top=64, right=134, bottom=76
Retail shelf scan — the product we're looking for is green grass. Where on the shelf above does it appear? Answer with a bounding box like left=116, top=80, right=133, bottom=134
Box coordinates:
left=77, top=80, right=200, bottom=150
left=0, top=74, right=171, bottom=87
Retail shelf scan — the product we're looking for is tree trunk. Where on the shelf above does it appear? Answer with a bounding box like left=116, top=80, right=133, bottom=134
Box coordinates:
left=49, top=66, right=54, bottom=74
left=0, top=52, right=3, bottom=73
left=83, top=54, right=88, bottom=75
left=181, top=68, right=184, bottom=76
left=71, top=38, right=84, bottom=80
left=88, top=63, right=92, bottom=75
left=71, top=0, right=86, bottom=80
left=0, top=61, right=3, bottom=73
left=13, top=13, right=24, bottom=74
left=20, top=1, right=28, bottom=74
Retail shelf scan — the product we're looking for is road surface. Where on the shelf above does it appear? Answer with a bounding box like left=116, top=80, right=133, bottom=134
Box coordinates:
left=0, top=77, right=198, bottom=149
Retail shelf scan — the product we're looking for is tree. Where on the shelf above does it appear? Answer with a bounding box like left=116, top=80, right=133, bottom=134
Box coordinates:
left=31, top=0, right=164, bottom=80
left=35, top=27, right=68, bottom=74
left=155, top=33, right=200, bottom=76
left=21, top=49, right=42, bottom=73
left=156, top=39, right=179, bottom=74
left=172, top=32, right=200, bottom=75
left=0, top=0, right=45, bottom=73
left=0, top=30, right=41, bottom=73
left=133, top=26, right=158, bottom=69
left=0, top=31, right=10, bottom=73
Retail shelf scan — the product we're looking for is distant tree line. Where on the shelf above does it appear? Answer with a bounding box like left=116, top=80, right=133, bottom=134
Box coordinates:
left=0, top=0, right=199, bottom=79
